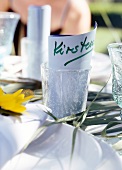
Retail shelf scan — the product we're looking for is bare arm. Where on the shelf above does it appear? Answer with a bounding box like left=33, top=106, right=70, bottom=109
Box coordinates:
left=0, top=0, right=10, bottom=11
left=61, top=0, right=91, bottom=35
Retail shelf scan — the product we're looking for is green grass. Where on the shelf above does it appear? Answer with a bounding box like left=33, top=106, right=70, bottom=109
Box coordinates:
left=90, top=2, right=122, bottom=14
left=90, top=2, right=122, bottom=54
left=94, top=27, right=122, bottom=54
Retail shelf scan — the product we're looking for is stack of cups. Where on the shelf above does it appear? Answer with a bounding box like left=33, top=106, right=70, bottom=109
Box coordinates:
left=21, top=5, right=51, bottom=81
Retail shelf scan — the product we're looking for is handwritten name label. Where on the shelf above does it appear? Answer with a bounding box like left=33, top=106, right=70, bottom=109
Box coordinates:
left=53, top=36, right=94, bottom=66
left=48, top=25, right=97, bottom=70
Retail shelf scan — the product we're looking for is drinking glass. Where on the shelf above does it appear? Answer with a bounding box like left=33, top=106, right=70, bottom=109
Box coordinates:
left=0, top=12, right=20, bottom=72
left=41, top=63, right=91, bottom=118
left=108, top=43, right=122, bottom=117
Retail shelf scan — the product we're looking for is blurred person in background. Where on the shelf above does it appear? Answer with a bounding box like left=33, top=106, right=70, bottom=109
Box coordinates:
left=0, top=0, right=91, bottom=54
left=0, top=0, right=91, bottom=34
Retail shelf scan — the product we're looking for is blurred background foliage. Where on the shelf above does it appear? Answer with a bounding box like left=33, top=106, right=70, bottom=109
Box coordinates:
left=88, top=0, right=122, bottom=54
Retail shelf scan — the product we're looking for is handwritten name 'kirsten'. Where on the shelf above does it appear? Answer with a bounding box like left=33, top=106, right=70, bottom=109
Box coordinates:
left=53, top=36, right=94, bottom=66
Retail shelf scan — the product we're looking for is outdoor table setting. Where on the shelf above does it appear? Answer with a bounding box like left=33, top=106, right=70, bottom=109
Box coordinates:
left=0, top=5, right=122, bottom=170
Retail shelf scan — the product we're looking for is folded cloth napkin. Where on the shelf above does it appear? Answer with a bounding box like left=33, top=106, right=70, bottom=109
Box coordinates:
left=0, top=103, right=48, bottom=169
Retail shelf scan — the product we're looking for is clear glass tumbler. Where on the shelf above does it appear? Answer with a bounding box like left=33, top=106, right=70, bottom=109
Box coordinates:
left=0, top=12, right=20, bottom=72
left=108, top=43, right=122, bottom=118
left=41, top=63, right=91, bottom=118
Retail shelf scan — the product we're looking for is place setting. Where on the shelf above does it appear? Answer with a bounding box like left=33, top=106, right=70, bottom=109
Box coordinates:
left=0, top=4, right=122, bottom=170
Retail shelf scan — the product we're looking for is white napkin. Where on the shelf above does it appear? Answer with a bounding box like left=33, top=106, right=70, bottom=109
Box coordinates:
left=3, top=120, right=103, bottom=170
left=0, top=103, right=48, bottom=169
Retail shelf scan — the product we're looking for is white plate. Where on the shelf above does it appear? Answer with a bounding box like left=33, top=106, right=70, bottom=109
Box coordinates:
left=3, top=119, right=122, bottom=170
left=89, top=52, right=112, bottom=93
left=90, top=52, right=111, bottom=81
left=94, top=137, right=122, bottom=170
